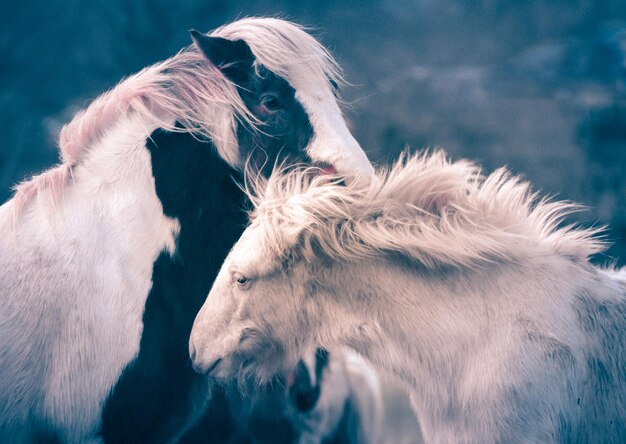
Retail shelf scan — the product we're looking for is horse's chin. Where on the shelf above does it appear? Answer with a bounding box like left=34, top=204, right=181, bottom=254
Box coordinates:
left=219, top=357, right=277, bottom=388
left=204, top=334, right=290, bottom=385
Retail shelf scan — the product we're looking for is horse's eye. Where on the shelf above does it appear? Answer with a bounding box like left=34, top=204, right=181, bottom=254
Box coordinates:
left=260, top=94, right=281, bottom=110
left=232, top=272, right=250, bottom=287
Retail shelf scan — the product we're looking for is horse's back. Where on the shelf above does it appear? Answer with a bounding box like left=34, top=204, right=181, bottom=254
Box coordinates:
left=530, top=267, right=626, bottom=442
left=572, top=269, right=626, bottom=442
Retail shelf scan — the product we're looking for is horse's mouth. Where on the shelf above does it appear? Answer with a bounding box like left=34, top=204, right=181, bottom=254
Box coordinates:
left=205, top=358, right=222, bottom=375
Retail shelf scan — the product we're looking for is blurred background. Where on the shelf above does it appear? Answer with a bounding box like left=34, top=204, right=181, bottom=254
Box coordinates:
left=2, top=0, right=625, bottom=263
left=2, top=1, right=625, bottom=441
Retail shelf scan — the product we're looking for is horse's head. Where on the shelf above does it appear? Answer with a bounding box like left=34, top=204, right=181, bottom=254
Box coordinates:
left=191, top=18, right=373, bottom=179
left=188, top=211, right=327, bottom=381
left=188, top=164, right=381, bottom=380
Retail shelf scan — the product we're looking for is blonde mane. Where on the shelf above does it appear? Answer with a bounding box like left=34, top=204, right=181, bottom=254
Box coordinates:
left=12, top=17, right=344, bottom=216
left=249, top=151, right=605, bottom=269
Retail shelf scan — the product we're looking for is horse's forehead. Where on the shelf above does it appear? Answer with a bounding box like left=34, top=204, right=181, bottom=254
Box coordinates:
left=280, top=73, right=373, bottom=178
left=231, top=223, right=282, bottom=273
left=294, top=87, right=338, bottom=121
left=276, top=65, right=336, bottom=105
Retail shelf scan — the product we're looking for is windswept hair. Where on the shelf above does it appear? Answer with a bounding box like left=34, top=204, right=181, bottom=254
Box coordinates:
left=213, top=17, right=345, bottom=95
left=12, top=17, right=344, bottom=217
left=247, top=151, right=605, bottom=269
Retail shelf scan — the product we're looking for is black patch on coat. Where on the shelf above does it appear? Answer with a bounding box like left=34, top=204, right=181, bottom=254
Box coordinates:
left=34, top=427, right=62, bottom=444
left=289, top=348, right=331, bottom=412
left=178, top=385, right=238, bottom=444
left=235, top=65, right=314, bottom=176
left=101, top=41, right=318, bottom=442
left=192, top=33, right=315, bottom=176
left=100, top=129, right=249, bottom=443
left=191, top=31, right=255, bottom=85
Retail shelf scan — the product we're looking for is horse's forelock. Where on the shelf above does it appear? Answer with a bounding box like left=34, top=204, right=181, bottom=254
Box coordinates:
left=212, top=18, right=344, bottom=97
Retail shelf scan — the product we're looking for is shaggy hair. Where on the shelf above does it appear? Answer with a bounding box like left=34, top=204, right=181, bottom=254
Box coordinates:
left=11, top=17, right=344, bottom=217
left=248, top=150, right=606, bottom=269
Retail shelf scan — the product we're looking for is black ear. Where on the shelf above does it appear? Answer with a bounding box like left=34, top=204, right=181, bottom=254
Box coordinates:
left=190, top=30, right=254, bottom=84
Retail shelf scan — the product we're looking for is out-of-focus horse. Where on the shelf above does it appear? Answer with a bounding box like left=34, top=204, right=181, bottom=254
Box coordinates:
left=184, top=349, right=381, bottom=444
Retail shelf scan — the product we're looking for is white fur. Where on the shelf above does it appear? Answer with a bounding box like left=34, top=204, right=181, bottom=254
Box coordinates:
left=191, top=151, right=626, bottom=443
left=243, top=150, right=604, bottom=268
left=1, top=17, right=370, bottom=442
left=0, top=116, right=178, bottom=442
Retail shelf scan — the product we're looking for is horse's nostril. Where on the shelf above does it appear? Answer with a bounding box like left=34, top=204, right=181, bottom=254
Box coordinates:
left=189, top=342, right=197, bottom=362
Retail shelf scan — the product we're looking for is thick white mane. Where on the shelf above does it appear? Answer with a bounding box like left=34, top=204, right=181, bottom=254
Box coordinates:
left=11, top=17, right=344, bottom=216
left=249, top=151, right=605, bottom=268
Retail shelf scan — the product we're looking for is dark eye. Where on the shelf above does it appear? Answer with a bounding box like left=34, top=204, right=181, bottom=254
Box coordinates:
left=232, top=272, right=250, bottom=287
left=260, top=94, right=281, bottom=110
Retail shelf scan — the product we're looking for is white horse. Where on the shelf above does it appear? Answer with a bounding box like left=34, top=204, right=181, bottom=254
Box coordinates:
left=0, top=17, right=373, bottom=443
left=190, top=151, right=626, bottom=443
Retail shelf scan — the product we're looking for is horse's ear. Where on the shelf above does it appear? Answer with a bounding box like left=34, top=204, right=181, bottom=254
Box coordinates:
left=190, top=30, right=254, bottom=84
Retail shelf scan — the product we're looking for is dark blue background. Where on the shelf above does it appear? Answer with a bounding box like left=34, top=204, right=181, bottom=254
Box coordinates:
left=2, top=0, right=625, bottom=264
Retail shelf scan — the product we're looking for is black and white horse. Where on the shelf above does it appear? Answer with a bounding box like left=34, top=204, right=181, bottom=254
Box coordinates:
left=0, top=17, right=372, bottom=443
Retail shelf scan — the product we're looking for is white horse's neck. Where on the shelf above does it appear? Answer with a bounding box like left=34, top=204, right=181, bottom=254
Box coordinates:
left=324, top=259, right=488, bottom=387
left=318, top=255, right=597, bottom=441
left=7, top=112, right=182, bottom=330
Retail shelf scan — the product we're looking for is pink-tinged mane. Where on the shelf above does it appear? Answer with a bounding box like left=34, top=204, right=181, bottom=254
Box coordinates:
left=11, top=17, right=344, bottom=220
left=11, top=48, right=250, bottom=219
left=247, top=151, right=606, bottom=269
